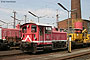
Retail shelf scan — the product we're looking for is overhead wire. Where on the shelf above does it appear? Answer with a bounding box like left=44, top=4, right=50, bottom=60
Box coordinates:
left=0, top=0, right=62, bottom=26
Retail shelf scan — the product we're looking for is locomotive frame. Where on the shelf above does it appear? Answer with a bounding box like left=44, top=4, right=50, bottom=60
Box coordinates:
left=20, top=22, right=67, bottom=53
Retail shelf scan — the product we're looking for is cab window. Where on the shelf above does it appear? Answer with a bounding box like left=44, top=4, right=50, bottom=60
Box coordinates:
left=22, top=26, right=27, bottom=33
left=40, top=27, right=43, bottom=35
left=31, top=25, right=37, bottom=33
left=45, top=27, right=51, bottom=34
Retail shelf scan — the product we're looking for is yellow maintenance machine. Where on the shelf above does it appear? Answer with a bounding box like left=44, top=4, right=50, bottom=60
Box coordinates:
left=69, top=21, right=90, bottom=45
left=69, top=29, right=90, bottom=44
left=82, top=29, right=90, bottom=43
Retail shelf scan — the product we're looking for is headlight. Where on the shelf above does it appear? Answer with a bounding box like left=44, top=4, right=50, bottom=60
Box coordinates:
left=3, top=39, right=6, bottom=41
left=22, top=40, right=26, bottom=42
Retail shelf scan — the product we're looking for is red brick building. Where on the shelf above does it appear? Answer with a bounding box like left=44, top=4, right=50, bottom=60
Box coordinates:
left=58, top=19, right=90, bottom=33
left=58, top=0, right=90, bottom=33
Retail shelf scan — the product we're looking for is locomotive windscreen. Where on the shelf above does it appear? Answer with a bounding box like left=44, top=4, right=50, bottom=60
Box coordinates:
left=22, top=26, right=27, bottom=33
left=31, top=25, right=37, bottom=33
left=45, top=27, right=51, bottom=34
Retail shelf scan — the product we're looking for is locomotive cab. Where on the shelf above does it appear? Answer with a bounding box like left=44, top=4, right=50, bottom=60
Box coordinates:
left=22, top=24, right=38, bottom=42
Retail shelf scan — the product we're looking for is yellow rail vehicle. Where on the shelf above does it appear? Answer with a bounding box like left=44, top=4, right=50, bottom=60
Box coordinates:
left=69, top=29, right=90, bottom=45
left=67, top=21, right=90, bottom=45
left=82, top=29, right=90, bottom=43
left=69, top=33, right=83, bottom=43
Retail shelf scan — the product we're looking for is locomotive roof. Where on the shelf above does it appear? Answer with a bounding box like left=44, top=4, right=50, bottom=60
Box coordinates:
left=21, top=22, right=52, bottom=27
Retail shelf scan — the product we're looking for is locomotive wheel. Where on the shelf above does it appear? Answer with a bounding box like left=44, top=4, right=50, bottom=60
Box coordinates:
left=20, top=43, right=25, bottom=52
left=0, top=43, right=10, bottom=50
left=32, top=44, right=37, bottom=54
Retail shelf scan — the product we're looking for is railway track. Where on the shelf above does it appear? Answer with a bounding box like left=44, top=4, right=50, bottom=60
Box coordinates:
left=18, top=48, right=90, bottom=60
left=0, top=50, right=24, bottom=57
left=54, top=49, right=90, bottom=60
left=1, top=47, right=90, bottom=60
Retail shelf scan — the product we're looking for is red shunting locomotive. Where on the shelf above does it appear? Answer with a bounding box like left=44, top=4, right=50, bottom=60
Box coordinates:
left=20, top=22, right=67, bottom=53
left=0, top=24, right=21, bottom=50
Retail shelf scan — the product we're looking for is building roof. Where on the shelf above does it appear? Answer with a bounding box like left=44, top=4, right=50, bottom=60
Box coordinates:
left=58, top=18, right=90, bottom=23
left=82, top=19, right=90, bottom=21
left=58, top=18, right=71, bottom=22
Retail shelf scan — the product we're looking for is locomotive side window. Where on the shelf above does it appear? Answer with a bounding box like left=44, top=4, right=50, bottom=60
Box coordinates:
left=22, top=26, right=27, bottom=33
left=40, top=27, right=43, bottom=35
left=31, top=25, right=37, bottom=33
left=45, top=27, right=51, bottom=34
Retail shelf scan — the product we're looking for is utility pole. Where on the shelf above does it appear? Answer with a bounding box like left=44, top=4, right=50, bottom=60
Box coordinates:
left=11, top=16, right=23, bottom=24
left=7, top=23, right=8, bottom=28
left=13, top=11, right=16, bottom=28
left=24, top=15, right=27, bottom=23
left=56, top=9, right=59, bottom=28
left=58, top=3, right=71, bottom=53
left=58, top=3, right=77, bottom=53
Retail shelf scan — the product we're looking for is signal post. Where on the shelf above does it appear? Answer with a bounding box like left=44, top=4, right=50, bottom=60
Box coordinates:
left=68, top=35, right=72, bottom=53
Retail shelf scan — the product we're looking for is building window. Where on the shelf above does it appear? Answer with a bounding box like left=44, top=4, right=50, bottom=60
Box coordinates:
left=87, top=22, right=90, bottom=33
left=83, top=22, right=84, bottom=26
left=69, top=20, right=72, bottom=24
left=67, top=20, right=68, bottom=24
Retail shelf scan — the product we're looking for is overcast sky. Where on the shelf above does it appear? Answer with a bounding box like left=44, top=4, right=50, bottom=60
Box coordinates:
left=0, top=0, right=90, bottom=28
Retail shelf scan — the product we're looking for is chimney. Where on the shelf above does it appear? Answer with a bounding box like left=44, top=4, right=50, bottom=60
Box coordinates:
left=71, top=0, right=81, bottom=20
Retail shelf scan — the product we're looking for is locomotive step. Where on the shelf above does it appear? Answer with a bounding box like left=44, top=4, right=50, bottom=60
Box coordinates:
left=37, top=47, right=43, bottom=49
left=52, top=47, right=67, bottom=50
left=37, top=47, right=44, bottom=50
left=37, top=46, right=52, bottom=49
left=10, top=47, right=19, bottom=49
left=37, top=50, right=44, bottom=52
left=44, top=46, right=52, bottom=48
